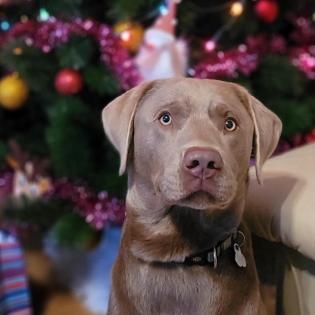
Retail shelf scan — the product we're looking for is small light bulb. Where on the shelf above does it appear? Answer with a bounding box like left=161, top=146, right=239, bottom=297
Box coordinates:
left=20, top=15, right=29, bottom=22
left=120, top=30, right=131, bottom=42
left=0, top=21, right=10, bottom=31
left=230, top=1, right=244, bottom=17
left=38, top=8, right=50, bottom=21
left=159, top=3, right=169, bottom=16
left=13, top=47, right=23, bottom=55
left=205, top=40, right=216, bottom=52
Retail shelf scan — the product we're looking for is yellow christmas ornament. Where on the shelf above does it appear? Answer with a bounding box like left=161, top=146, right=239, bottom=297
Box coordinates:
left=114, top=21, right=144, bottom=52
left=0, top=73, right=29, bottom=110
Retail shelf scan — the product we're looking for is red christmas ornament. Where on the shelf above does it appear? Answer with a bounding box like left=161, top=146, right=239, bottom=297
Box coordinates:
left=54, top=68, right=83, bottom=95
left=305, top=129, right=315, bottom=144
left=254, top=0, right=279, bottom=23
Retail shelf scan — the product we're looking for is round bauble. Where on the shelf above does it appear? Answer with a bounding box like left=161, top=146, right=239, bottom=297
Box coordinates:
left=114, top=21, right=144, bottom=52
left=0, top=73, right=29, bottom=110
left=54, top=68, right=83, bottom=95
left=305, top=129, right=315, bottom=143
left=254, top=0, right=279, bottom=23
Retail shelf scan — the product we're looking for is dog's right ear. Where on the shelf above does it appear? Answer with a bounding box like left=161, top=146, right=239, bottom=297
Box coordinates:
left=102, top=81, right=155, bottom=175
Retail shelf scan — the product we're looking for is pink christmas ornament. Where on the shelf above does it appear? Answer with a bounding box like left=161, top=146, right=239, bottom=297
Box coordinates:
left=136, top=0, right=188, bottom=81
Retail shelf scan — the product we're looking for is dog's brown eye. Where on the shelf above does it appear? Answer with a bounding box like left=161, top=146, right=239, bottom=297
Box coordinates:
left=224, top=118, right=237, bottom=131
left=159, top=112, right=172, bottom=126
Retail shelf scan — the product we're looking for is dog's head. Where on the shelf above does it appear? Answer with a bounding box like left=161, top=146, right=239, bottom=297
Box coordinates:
left=102, top=78, right=281, bottom=214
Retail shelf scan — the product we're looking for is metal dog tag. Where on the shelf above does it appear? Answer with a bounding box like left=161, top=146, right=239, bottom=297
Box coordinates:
left=234, top=244, right=246, bottom=268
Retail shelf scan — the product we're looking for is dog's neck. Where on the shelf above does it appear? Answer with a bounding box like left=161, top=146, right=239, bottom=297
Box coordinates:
left=124, top=182, right=246, bottom=263
left=168, top=205, right=242, bottom=250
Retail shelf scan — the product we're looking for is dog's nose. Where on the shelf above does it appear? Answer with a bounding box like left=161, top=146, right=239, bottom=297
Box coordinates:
left=183, top=148, right=223, bottom=179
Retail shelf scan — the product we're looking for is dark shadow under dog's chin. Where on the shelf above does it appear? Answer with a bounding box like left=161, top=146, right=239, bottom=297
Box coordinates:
left=167, top=205, right=241, bottom=250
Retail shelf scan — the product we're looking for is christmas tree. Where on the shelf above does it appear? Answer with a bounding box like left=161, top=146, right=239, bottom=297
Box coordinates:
left=0, top=0, right=314, bottom=246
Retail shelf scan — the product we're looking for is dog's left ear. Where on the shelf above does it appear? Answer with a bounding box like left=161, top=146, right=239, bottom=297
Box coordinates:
left=235, top=85, right=282, bottom=184
left=247, top=94, right=282, bottom=184
left=102, top=81, right=155, bottom=175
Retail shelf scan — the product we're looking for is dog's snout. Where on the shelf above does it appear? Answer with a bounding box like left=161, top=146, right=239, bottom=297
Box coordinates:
left=183, top=148, right=223, bottom=179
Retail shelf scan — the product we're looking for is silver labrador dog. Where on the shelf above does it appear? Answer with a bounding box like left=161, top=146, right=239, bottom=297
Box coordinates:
left=102, top=78, right=282, bottom=315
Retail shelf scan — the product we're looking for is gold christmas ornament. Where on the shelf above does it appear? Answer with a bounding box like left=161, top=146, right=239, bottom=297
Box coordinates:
left=114, top=21, right=144, bottom=52
left=0, top=73, right=29, bottom=110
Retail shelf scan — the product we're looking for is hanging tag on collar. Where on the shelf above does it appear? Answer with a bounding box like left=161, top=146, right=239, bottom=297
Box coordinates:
left=234, top=243, right=246, bottom=268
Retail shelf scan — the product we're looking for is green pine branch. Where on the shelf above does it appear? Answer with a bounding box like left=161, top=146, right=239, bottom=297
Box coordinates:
left=0, top=39, right=56, bottom=92
left=84, top=64, right=120, bottom=96
left=46, top=96, right=93, bottom=180
left=56, top=36, right=96, bottom=70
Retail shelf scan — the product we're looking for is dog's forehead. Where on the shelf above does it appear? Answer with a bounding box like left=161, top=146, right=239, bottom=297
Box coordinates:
left=140, top=78, right=244, bottom=114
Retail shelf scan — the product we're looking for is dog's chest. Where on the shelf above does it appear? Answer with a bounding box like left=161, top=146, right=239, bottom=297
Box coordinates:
left=126, top=254, right=260, bottom=315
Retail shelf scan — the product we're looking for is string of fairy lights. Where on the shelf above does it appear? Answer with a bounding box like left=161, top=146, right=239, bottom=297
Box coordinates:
left=117, top=0, right=248, bottom=53
left=149, top=0, right=247, bottom=53
left=0, top=0, right=247, bottom=51
left=204, top=0, right=246, bottom=52
left=0, top=0, right=314, bottom=65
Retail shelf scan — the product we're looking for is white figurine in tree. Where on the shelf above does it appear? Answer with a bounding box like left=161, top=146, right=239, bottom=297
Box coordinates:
left=136, top=0, right=187, bottom=81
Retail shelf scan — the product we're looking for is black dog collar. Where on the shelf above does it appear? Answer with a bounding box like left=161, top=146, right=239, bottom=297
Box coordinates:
left=151, top=230, right=247, bottom=269
left=182, top=230, right=246, bottom=268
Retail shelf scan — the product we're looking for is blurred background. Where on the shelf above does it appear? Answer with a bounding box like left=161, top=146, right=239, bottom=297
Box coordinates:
left=0, top=0, right=314, bottom=314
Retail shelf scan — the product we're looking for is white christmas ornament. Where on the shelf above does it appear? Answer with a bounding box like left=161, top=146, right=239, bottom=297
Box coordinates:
left=136, top=0, right=188, bottom=81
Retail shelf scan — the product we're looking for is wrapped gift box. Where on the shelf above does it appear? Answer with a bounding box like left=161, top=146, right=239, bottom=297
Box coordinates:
left=0, top=231, right=32, bottom=315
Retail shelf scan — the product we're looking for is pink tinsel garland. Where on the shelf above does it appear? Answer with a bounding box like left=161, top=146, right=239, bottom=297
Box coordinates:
left=192, top=16, right=315, bottom=80
left=0, top=172, right=125, bottom=230
left=52, top=178, right=125, bottom=229
left=0, top=18, right=141, bottom=90
left=0, top=16, right=314, bottom=89
left=192, top=29, right=315, bottom=80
